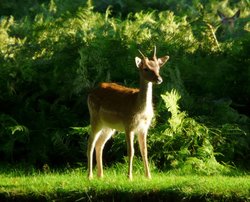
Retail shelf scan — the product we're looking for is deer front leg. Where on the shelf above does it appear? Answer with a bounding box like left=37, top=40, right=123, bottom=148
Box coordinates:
left=126, top=131, right=135, bottom=180
left=138, top=133, right=151, bottom=179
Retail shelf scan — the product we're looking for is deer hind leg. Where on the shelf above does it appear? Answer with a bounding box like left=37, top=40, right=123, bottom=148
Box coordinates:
left=138, top=133, right=151, bottom=179
left=126, top=131, right=135, bottom=180
left=95, top=128, right=115, bottom=178
left=87, top=124, right=102, bottom=180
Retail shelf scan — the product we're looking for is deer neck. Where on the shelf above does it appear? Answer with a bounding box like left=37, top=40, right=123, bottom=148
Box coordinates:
left=137, top=76, right=153, bottom=111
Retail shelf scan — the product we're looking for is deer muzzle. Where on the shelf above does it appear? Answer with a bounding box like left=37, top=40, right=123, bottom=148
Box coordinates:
left=156, top=77, right=163, bottom=84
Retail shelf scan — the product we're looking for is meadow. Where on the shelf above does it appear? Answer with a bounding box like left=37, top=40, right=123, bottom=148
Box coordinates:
left=0, top=164, right=250, bottom=202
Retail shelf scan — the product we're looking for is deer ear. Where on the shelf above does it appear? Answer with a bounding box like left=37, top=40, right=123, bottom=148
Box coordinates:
left=158, top=56, right=169, bottom=67
left=135, top=57, right=142, bottom=68
left=233, top=10, right=240, bottom=19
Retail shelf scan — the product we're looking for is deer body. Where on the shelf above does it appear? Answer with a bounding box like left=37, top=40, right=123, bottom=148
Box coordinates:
left=88, top=82, right=153, bottom=133
left=87, top=47, right=169, bottom=180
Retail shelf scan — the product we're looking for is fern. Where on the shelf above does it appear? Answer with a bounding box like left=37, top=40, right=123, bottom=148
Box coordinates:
left=0, top=114, right=29, bottom=161
left=149, top=90, right=232, bottom=174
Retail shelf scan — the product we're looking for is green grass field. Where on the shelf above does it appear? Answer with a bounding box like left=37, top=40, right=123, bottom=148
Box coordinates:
left=0, top=165, right=249, bottom=202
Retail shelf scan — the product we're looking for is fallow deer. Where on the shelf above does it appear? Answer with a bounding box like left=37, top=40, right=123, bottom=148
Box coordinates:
left=87, top=47, right=169, bottom=180
left=216, top=10, right=241, bottom=41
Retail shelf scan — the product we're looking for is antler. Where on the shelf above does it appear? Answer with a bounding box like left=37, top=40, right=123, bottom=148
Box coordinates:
left=138, top=46, right=157, bottom=60
left=138, top=49, right=146, bottom=58
left=153, top=46, right=157, bottom=60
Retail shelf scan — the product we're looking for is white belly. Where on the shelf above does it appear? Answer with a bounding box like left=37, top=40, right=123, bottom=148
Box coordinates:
left=99, top=106, right=154, bottom=134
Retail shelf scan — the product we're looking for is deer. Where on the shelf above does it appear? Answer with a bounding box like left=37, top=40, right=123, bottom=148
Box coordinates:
left=216, top=9, right=242, bottom=41
left=87, top=47, right=169, bottom=180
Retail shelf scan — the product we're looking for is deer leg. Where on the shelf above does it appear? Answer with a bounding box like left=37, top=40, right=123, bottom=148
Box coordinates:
left=95, top=128, right=115, bottom=178
left=126, top=131, right=135, bottom=180
left=87, top=127, right=102, bottom=180
left=138, top=133, right=151, bottom=179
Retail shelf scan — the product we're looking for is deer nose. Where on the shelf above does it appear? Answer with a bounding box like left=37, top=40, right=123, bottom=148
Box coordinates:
left=156, top=77, right=163, bottom=84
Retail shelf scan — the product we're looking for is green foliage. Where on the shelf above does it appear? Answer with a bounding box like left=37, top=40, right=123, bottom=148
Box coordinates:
left=0, top=0, right=249, bottom=170
left=0, top=114, right=29, bottom=161
left=210, top=123, right=249, bottom=167
left=149, top=89, right=249, bottom=173
left=149, top=90, right=228, bottom=174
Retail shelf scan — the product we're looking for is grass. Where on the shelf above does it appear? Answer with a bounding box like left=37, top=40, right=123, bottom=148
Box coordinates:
left=0, top=164, right=249, bottom=202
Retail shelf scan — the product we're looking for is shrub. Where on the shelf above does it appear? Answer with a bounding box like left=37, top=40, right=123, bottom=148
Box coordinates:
left=148, top=90, right=231, bottom=174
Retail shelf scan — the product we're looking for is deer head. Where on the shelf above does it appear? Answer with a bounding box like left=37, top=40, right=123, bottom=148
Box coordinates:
left=135, top=46, right=169, bottom=84
left=217, top=10, right=240, bottom=33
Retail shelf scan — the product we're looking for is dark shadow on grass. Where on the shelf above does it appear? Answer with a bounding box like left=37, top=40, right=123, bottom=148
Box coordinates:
left=0, top=186, right=248, bottom=202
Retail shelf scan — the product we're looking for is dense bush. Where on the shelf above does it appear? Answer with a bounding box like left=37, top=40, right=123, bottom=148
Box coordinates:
left=0, top=0, right=249, bottom=171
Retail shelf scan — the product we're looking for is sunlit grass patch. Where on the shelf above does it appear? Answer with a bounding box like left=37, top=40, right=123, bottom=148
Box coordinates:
left=0, top=165, right=249, bottom=201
